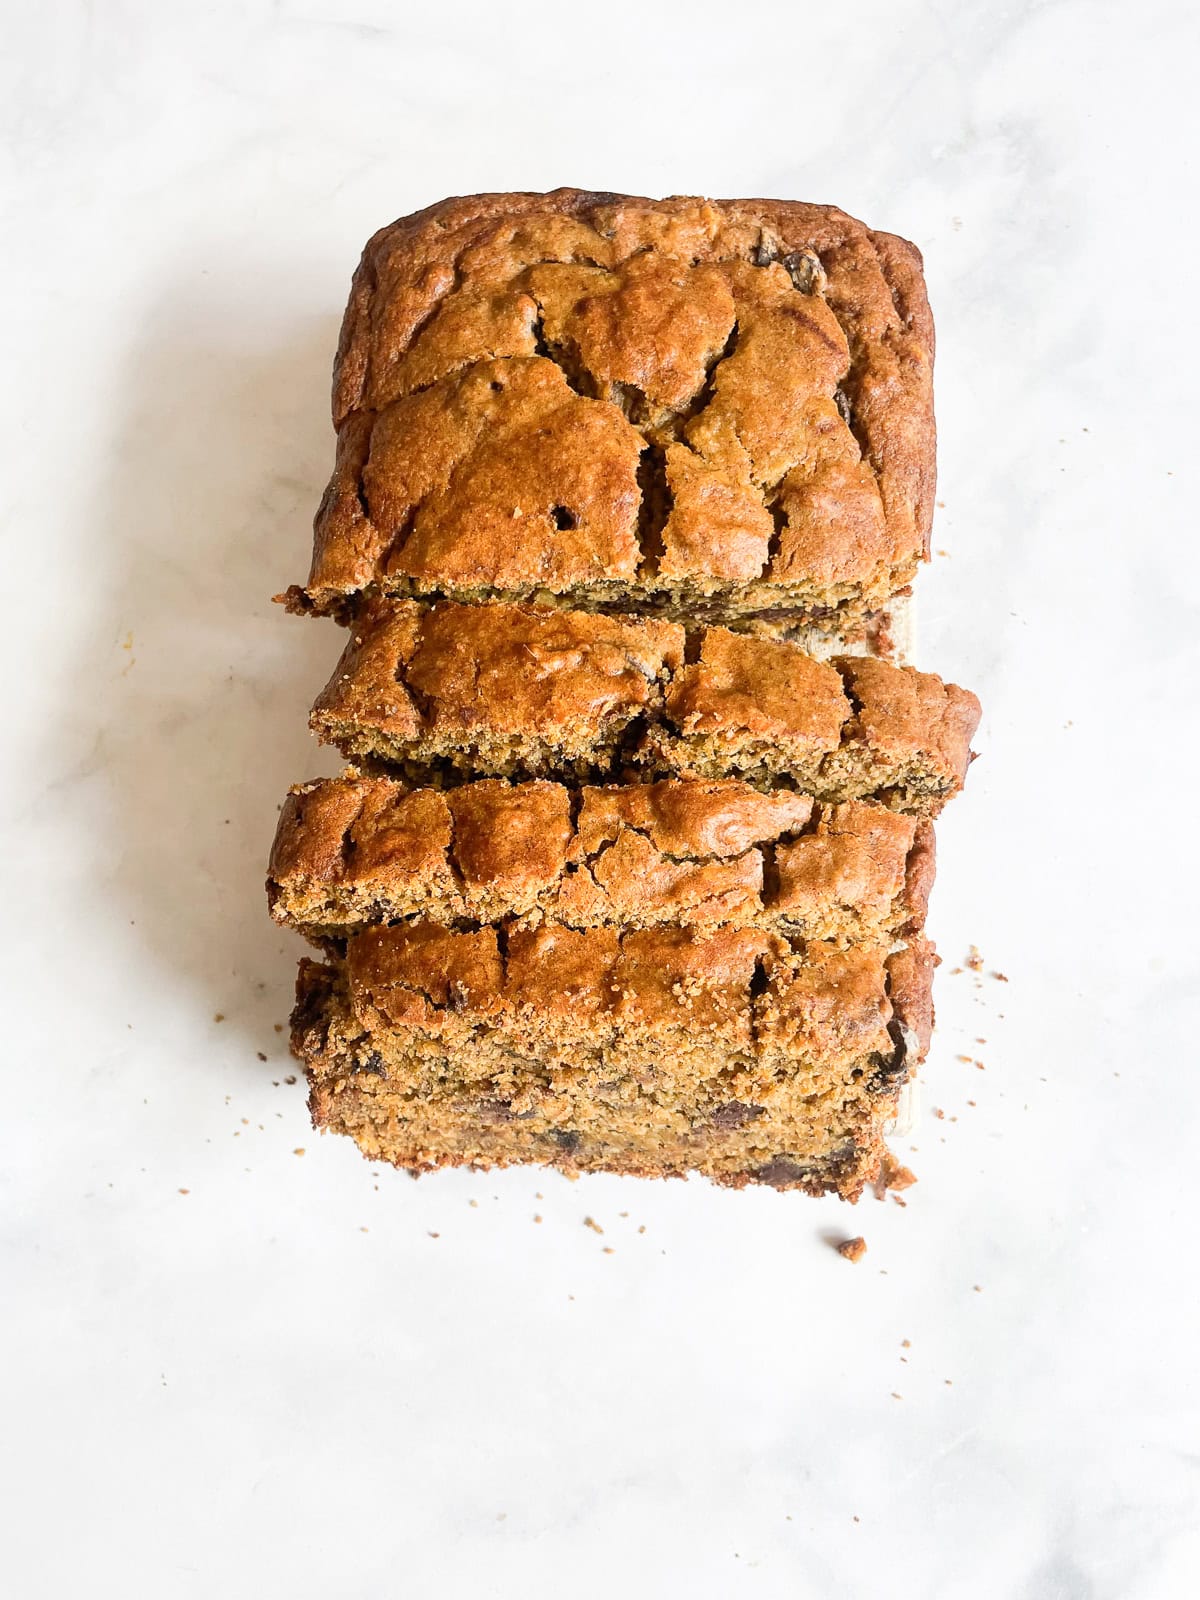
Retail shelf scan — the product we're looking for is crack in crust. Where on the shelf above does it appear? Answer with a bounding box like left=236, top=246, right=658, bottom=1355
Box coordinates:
left=306, top=599, right=980, bottom=809
left=289, top=190, right=935, bottom=626
left=268, top=772, right=936, bottom=948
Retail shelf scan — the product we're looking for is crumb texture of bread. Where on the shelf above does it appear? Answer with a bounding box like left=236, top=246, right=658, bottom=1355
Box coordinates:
left=268, top=771, right=935, bottom=946
left=288, top=925, right=935, bottom=1199
left=308, top=599, right=980, bottom=810
left=288, top=189, right=935, bottom=627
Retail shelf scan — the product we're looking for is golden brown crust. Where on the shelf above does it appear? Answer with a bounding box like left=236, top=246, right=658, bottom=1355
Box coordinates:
left=309, top=596, right=683, bottom=776
left=308, top=600, right=979, bottom=809
left=290, top=926, right=934, bottom=1199
left=293, top=189, right=935, bottom=626
left=300, top=922, right=927, bottom=1073
left=268, top=773, right=932, bottom=946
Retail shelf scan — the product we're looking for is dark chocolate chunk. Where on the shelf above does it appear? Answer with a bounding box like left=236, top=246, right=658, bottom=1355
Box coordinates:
left=752, top=1155, right=811, bottom=1189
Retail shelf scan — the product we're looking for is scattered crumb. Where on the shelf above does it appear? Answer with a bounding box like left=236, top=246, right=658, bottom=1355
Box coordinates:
left=836, top=1236, right=867, bottom=1263
left=956, top=1054, right=973, bottom=1064
left=213, top=1013, right=225, bottom=1023
left=967, top=1099, right=977, bottom=1107
left=945, top=1379, right=953, bottom=1386
left=873, top=1155, right=917, bottom=1199
left=901, top=1339, right=911, bottom=1349
left=533, top=1214, right=542, bottom=1224
left=583, top=1216, right=604, bottom=1235
left=178, top=1188, right=189, bottom=1195
left=284, top=1075, right=296, bottom=1086
left=891, top=1393, right=903, bottom=1400
left=933, top=1107, right=945, bottom=1120
left=273, top=1023, right=283, bottom=1033
left=974, top=1060, right=986, bottom=1071
left=853, top=1514, right=861, bottom=1523
left=949, top=966, right=963, bottom=975
left=360, top=1226, right=368, bottom=1233
left=241, top=1118, right=249, bottom=1126
left=468, top=1198, right=478, bottom=1208
left=975, top=1037, right=987, bottom=1045
left=973, top=1284, right=983, bottom=1293
left=428, top=1231, right=440, bottom=1239
left=965, top=947, right=983, bottom=971
left=293, top=1148, right=305, bottom=1157
left=256, top=1051, right=267, bottom=1062
left=637, top=1225, right=646, bottom=1234
left=602, top=1247, right=615, bottom=1255
left=891, top=1195, right=907, bottom=1208
left=619, top=1211, right=628, bottom=1218
left=992, top=971, right=1009, bottom=983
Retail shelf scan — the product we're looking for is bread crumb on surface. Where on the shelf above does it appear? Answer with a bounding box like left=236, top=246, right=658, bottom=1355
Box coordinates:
left=213, top=1012, right=225, bottom=1023
left=836, top=1236, right=867, bottom=1263
left=284, top=1075, right=297, bottom=1085
left=873, top=1154, right=917, bottom=1199
left=178, top=1188, right=189, bottom=1195
left=583, top=1216, right=604, bottom=1234
left=293, top=1147, right=305, bottom=1156
left=256, top=1051, right=267, bottom=1062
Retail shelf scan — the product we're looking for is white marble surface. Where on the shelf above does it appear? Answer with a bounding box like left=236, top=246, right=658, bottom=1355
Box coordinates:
left=4, top=2, right=1198, bottom=1595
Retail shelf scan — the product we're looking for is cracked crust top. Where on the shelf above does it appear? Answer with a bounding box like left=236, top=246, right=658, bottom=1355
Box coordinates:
left=267, top=771, right=935, bottom=943
left=308, top=598, right=980, bottom=809
left=291, top=189, right=935, bottom=623
left=295, top=921, right=935, bottom=1083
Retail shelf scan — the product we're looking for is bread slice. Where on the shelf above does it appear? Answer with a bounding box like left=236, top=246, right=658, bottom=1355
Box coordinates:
left=283, top=190, right=935, bottom=633
left=308, top=598, right=979, bottom=812
left=291, top=922, right=936, bottom=1200
left=268, top=772, right=935, bottom=948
